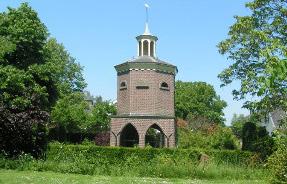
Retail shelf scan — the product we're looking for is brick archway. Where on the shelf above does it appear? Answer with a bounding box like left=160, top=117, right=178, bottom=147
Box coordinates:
left=145, top=123, right=166, bottom=148
left=119, top=123, right=139, bottom=147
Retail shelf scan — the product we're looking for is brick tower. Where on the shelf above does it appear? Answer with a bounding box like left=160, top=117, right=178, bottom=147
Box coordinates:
left=110, top=8, right=177, bottom=148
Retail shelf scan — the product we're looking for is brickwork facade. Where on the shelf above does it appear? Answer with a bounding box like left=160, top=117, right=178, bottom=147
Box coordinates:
left=110, top=28, right=177, bottom=148
left=110, top=117, right=176, bottom=147
left=117, top=70, right=175, bottom=116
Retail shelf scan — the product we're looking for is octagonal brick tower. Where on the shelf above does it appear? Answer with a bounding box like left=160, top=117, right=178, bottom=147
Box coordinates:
left=110, top=23, right=178, bottom=148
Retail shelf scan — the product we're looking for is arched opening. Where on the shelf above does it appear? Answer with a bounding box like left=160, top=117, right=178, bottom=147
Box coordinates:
left=145, top=124, right=165, bottom=148
left=143, top=40, right=149, bottom=56
left=120, top=124, right=139, bottom=147
left=138, top=41, right=142, bottom=56
left=161, top=82, right=169, bottom=88
left=120, top=82, right=126, bottom=87
left=120, top=81, right=127, bottom=90
left=150, top=41, right=154, bottom=57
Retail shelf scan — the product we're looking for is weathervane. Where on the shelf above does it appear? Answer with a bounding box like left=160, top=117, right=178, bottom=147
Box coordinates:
left=145, top=3, right=149, bottom=24
left=144, top=3, right=151, bottom=35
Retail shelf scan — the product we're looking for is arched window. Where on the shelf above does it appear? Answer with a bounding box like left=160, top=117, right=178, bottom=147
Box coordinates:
left=145, top=124, right=165, bottom=148
left=150, top=41, right=154, bottom=57
left=120, top=81, right=127, bottom=90
left=143, top=40, right=149, bottom=56
left=160, top=82, right=169, bottom=90
left=120, top=124, right=139, bottom=147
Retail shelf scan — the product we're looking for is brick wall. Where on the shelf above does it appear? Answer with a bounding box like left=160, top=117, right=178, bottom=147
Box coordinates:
left=117, top=73, right=130, bottom=114
left=117, top=70, right=174, bottom=116
left=110, top=117, right=176, bottom=148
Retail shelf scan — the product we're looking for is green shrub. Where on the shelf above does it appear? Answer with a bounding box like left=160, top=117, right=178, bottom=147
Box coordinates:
left=268, top=145, right=287, bottom=184
left=178, top=127, right=239, bottom=150
left=46, top=143, right=257, bottom=166
left=267, top=132, right=287, bottom=184
left=209, top=127, right=239, bottom=150
left=0, top=143, right=266, bottom=179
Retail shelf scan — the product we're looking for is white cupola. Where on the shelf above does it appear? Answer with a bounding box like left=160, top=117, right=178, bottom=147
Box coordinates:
left=136, top=4, right=158, bottom=58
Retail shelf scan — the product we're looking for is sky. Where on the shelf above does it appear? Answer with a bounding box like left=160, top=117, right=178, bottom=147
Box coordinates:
left=0, top=0, right=252, bottom=125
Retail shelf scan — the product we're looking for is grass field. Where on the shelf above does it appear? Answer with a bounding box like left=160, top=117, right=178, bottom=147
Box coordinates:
left=0, top=169, right=268, bottom=184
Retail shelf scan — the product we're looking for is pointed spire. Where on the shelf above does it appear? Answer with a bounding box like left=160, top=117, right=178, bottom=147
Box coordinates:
left=143, top=22, right=151, bottom=35
left=143, top=3, right=151, bottom=35
left=136, top=3, right=158, bottom=57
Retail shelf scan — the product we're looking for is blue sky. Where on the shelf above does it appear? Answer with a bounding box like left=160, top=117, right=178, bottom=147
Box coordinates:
left=0, top=0, right=251, bottom=125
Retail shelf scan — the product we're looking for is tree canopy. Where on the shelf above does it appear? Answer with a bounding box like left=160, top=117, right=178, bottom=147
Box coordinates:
left=49, top=92, right=116, bottom=143
left=218, top=0, right=287, bottom=112
left=0, top=3, right=86, bottom=156
left=175, top=81, right=227, bottom=126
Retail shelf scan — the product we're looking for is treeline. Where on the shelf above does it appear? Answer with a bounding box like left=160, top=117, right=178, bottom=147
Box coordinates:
left=0, top=3, right=84, bottom=157
left=49, top=92, right=116, bottom=144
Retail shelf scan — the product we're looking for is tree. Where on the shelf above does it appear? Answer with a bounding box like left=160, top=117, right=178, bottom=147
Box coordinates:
left=209, top=126, right=239, bottom=150
left=230, top=114, right=249, bottom=138
left=178, top=125, right=239, bottom=150
left=217, top=0, right=287, bottom=113
left=0, top=3, right=86, bottom=156
left=51, top=93, right=90, bottom=132
left=175, top=81, right=227, bottom=126
left=88, top=101, right=117, bottom=132
left=241, top=121, right=274, bottom=159
left=50, top=92, right=91, bottom=143
left=50, top=92, right=116, bottom=143
left=242, top=122, right=257, bottom=151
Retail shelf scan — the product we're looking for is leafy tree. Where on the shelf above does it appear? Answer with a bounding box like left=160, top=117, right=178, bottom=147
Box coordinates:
left=175, top=81, right=227, bottom=125
left=210, top=126, right=239, bottom=150
left=50, top=92, right=116, bottom=143
left=241, top=121, right=275, bottom=159
left=178, top=126, right=239, bottom=150
left=0, top=105, right=49, bottom=157
left=50, top=92, right=91, bottom=143
left=51, top=92, right=90, bottom=133
left=242, top=122, right=257, bottom=151
left=0, top=3, right=85, bottom=156
left=88, top=101, right=117, bottom=132
left=230, top=114, right=249, bottom=138
left=42, top=38, right=86, bottom=101
left=217, top=0, right=287, bottom=113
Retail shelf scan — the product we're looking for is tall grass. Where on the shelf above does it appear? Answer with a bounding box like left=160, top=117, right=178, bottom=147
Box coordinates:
left=0, top=143, right=270, bottom=180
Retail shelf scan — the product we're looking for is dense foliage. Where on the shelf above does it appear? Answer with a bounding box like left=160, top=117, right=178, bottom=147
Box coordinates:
left=175, top=81, right=227, bottom=125
left=230, top=114, right=249, bottom=138
left=217, top=0, right=287, bottom=113
left=49, top=93, right=116, bottom=143
left=88, top=100, right=117, bottom=132
left=0, top=143, right=266, bottom=180
left=0, top=3, right=85, bottom=157
left=268, top=131, right=287, bottom=183
left=242, top=121, right=275, bottom=160
left=218, top=0, right=286, bottom=178
left=178, top=126, right=239, bottom=150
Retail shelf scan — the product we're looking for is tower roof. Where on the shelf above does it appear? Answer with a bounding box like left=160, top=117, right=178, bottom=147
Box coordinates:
left=115, top=56, right=178, bottom=75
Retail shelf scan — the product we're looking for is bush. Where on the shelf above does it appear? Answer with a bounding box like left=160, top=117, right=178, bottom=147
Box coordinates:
left=242, top=122, right=257, bottom=151
left=209, top=126, right=239, bottom=150
left=178, top=126, right=239, bottom=150
left=94, top=131, right=110, bottom=146
left=46, top=143, right=259, bottom=166
left=241, top=122, right=275, bottom=160
left=268, top=145, right=287, bottom=183
left=267, top=132, right=287, bottom=184
left=0, top=143, right=266, bottom=179
left=0, top=107, right=49, bottom=158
